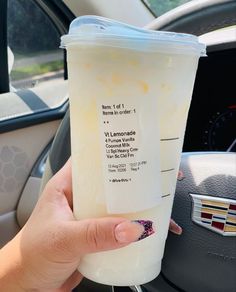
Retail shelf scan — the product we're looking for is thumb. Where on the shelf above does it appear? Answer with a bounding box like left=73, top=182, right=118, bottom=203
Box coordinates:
left=65, top=217, right=154, bottom=255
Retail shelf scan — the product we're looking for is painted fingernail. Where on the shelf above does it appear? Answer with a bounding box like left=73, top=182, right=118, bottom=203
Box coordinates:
left=115, top=220, right=145, bottom=243
left=114, top=220, right=155, bottom=243
left=133, top=220, right=155, bottom=241
left=169, top=219, right=182, bottom=235
left=175, top=225, right=182, bottom=235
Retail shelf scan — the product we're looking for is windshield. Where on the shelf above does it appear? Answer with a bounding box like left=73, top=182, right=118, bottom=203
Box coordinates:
left=143, top=0, right=193, bottom=16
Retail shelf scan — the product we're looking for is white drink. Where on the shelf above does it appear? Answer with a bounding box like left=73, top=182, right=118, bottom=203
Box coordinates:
left=62, top=16, right=205, bottom=286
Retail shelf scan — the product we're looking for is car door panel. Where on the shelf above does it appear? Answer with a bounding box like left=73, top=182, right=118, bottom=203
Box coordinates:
left=0, top=59, right=68, bottom=250
left=0, top=211, right=20, bottom=247
left=0, top=0, right=69, bottom=245
left=0, top=79, right=68, bottom=223
left=0, top=119, right=61, bottom=247
left=16, top=176, right=42, bottom=228
left=0, top=80, right=68, bottom=131
left=0, top=0, right=71, bottom=248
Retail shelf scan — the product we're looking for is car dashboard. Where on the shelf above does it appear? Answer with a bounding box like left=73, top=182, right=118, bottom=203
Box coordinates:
left=183, top=46, right=236, bottom=152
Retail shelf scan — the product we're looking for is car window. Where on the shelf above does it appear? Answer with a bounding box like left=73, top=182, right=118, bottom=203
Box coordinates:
left=7, top=0, right=64, bottom=90
left=143, top=0, right=193, bottom=16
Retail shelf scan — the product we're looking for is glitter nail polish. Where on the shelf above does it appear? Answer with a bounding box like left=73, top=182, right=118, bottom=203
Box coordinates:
left=133, top=220, right=155, bottom=240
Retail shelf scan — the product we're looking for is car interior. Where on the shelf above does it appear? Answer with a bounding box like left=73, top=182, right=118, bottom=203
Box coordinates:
left=0, top=0, right=235, bottom=291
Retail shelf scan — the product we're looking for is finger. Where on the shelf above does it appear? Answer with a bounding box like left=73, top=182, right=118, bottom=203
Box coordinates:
left=46, top=158, right=73, bottom=207
left=64, top=217, right=154, bottom=255
left=169, top=219, right=182, bottom=235
left=60, top=270, right=83, bottom=291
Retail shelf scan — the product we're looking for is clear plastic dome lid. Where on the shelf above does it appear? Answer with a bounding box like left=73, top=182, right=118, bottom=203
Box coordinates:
left=61, top=15, right=206, bottom=56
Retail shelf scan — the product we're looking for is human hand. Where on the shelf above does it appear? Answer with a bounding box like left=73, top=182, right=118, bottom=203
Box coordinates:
left=0, top=159, right=149, bottom=291
left=0, top=159, right=181, bottom=291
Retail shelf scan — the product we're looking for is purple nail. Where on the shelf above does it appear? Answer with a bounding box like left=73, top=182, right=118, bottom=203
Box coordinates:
left=133, top=220, right=155, bottom=241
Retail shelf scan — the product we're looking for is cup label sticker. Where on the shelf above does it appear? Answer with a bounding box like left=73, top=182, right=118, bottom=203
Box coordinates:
left=98, top=99, right=162, bottom=214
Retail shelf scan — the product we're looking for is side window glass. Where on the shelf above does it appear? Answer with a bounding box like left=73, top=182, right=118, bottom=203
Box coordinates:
left=144, top=0, right=192, bottom=16
left=7, top=0, right=63, bottom=90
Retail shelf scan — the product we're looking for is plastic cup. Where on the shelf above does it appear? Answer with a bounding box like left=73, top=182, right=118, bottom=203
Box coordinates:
left=61, top=16, right=206, bottom=286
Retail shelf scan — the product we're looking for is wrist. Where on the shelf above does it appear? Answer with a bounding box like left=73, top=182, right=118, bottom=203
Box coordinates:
left=0, top=233, right=28, bottom=291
